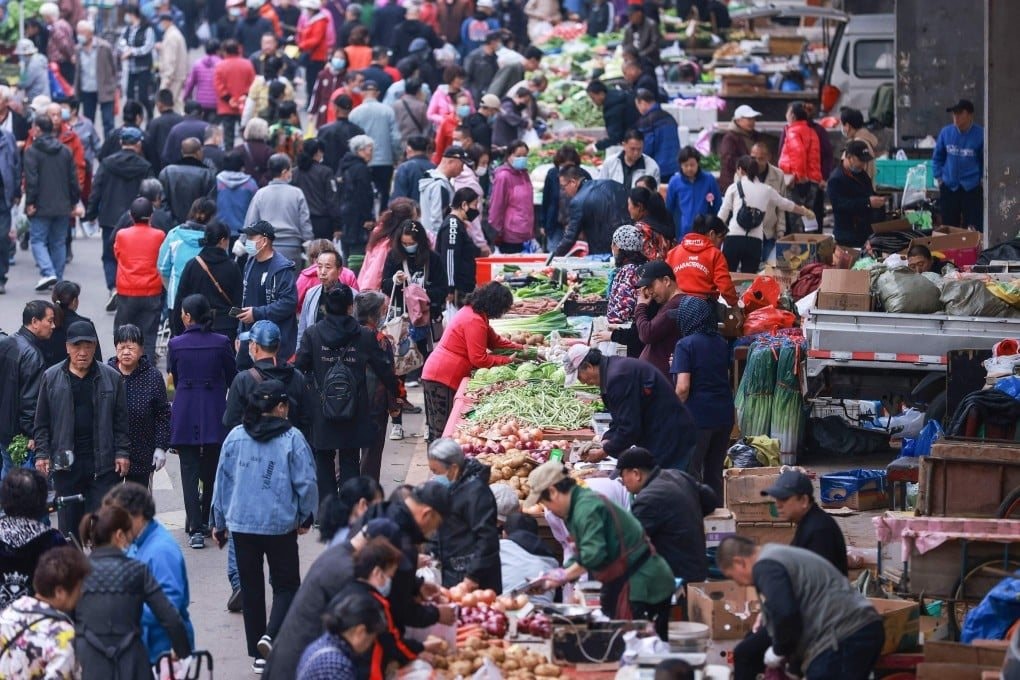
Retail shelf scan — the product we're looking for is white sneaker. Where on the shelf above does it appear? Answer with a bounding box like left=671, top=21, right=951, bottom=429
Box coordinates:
left=257, top=634, right=272, bottom=659
left=390, top=424, right=404, bottom=440
left=405, top=380, right=420, bottom=388
left=251, top=658, right=266, bottom=674
left=34, top=276, right=56, bottom=291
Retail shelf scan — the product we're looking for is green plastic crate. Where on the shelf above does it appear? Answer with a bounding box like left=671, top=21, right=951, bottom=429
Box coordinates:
left=874, top=159, right=937, bottom=190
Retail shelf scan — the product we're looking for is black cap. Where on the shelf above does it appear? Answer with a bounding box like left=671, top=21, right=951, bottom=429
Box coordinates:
left=362, top=79, right=379, bottom=92
left=411, top=481, right=451, bottom=517
left=244, top=220, right=276, bottom=239
left=761, top=470, right=813, bottom=500
left=251, top=379, right=289, bottom=411
left=157, top=12, right=174, bottom=22
left=361, top=518, right=413, bottom=569
left=634, top=260, right=674, bottom=288
left=946, top=99, right=975, bottom=113
left=442, top=145, right=469, bottom=162
left=65, top=320, right=98, bottom=344
left=616, top=446, right=656, bottom=471
left=845, top=140, right=873, bottom=162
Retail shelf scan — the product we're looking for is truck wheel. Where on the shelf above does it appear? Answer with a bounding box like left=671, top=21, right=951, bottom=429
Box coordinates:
left=998, top=487, right=1020, bottom=520
left=925, top=391, right=947, bottom=425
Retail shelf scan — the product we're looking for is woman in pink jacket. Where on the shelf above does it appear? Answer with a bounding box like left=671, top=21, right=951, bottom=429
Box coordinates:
left=358, top=198, right=420, bottom=291
left=183, top=41, right=222, bottom=119
left=488, top=141, right=535, bottom=253
left=426, top=65, right=475, bottom=127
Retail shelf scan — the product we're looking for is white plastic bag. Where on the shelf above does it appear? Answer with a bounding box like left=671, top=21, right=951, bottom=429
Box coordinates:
left=902, top=163, right=928, bottom=210
left=395, top=659, right=437, bottom=680
left=522, top=128, right=541, bottom=150
left=470, top=658, right=503, bottom=680
left=444, top=301, right=458, bottom=327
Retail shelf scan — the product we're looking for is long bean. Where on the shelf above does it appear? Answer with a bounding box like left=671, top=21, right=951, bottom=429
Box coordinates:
left=467, top=383, right=602, bottom=430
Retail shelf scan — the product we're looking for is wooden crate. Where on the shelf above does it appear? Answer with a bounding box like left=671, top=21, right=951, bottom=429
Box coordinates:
left=918, top=440, right=1020, bottom=517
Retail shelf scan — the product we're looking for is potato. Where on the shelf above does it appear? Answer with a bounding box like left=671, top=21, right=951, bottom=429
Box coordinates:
left=472, top=657, right=484, bottom=671
left=502, top=659, right=520, bottom=671
left=433, top=657, right=448, bottom=670
left=489, top=648, right=505, bottom=663
left=466, top=638, right=485, bottom=651
left=535, top=665, right=561, bottom=677
left=517, top=468, right=530, bottom=478
left=450, top=661, right=472, bottom=676
left=509, top=476, right=521, bottom=489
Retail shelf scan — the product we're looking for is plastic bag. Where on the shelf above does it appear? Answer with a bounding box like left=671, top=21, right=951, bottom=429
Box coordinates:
left=988, top=281, right=1020, bottom=309
left=940, top=279, right=1018, bottom=318
left=742, top=306, right=795, bottom=336
left=867, top=407, right=925, bottom=440
left=902, top=163, right=929, bottom=209
left=748, top=435, right=781, bottom=466
left=470, top=658, right=503, bottom=680
left=875, top=268, right=942, bottom=314
left=996, top=376, right=1020, bottom=400
left=397, top=659, right=438, bottom=680
left=902, top=419, right=943, bottom=457
left=741, top=275, right=782, bottom=313
left=726, top=442, right=760, bottom=468
left=852, top=257, right=878, bottom=271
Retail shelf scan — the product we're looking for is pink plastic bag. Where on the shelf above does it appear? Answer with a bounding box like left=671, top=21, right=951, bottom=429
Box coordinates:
left=402, top=262, right=432, bottom=327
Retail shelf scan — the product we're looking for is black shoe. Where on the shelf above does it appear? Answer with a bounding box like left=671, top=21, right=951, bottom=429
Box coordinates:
left=18, top=232, right=28, bottom=251
left=105, top=291, right=118, bottom=312
left=401, top=402, right=423, bottom=414
left=227, top=587, right=243, bottom=612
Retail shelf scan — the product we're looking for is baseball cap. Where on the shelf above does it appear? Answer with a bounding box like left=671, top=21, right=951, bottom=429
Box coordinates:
left=491, top=483, right=520, bottom=523
left=845, top=140, right=873, bottom=162
left=761, top=469, right=813, bottom=500
left=442, top=145, right=469, bottom=162
left=479, top=94, right=501, bottom=110
left=119, top=127, right=143, bottom=144
left=65, top=320, right=98, bottom=344
left=616, top=446, right=656, bottom=471
left=251, top=379, right=289, bottom=412
left=476, top=0, right=494, bottom=9
left=299, top=0, right=321, bottom=9
left=733, top=104, right=762, bottom=119
left=946, top=99, right=975, bottom=113
left=411, top=481, right=451, bottom=517
left=244, top=220, right=276, bottom=239
left=525, top=462, right=570, bottom=506
left=250, top=320, right=281, bottom=348
left=362, top=79, right=379, bottom=92
left=359, top=518, right=412, bottom=569
left=634, top=260, right=675, bottom=288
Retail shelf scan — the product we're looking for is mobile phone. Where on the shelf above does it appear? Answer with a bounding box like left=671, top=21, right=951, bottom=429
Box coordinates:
left=228, top=307, right=242, bottom=318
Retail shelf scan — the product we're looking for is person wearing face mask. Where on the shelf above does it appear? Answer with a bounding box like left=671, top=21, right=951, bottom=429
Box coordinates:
left=432, top=91, right=473, bottom=164
left=436, top=187, right=482, bottom=304
left=75, top=505, right=192, bottom=680
left=310, top=48, right=350, bottom=129
left=826, top=140, right=883, bottom=248
left=451, top=143, right=492, bottom=255
left=74, top=20, right=117, bottom=137
left=489, top=140, right=535, bottom=254
left=236, top=219, right=299, bottom=369
left=492, top=87, right=534, bottom=149
left=297, top=0, right=330, bottom=100
left=426, top=438, right=502, bottom=592
left=119, top=5, right=157, bottom=119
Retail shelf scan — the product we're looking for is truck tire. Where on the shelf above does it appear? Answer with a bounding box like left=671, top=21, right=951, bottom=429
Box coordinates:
left=925, top=391, right=947, bottom=426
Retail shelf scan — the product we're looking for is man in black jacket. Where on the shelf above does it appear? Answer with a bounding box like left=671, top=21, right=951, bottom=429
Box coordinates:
left=34, top=320, right=130, bottom=536
left=733, top=469, right=849, bottom=680
left=86, top=127, right=154, bottom=304
left=617, top=447, right=713, bottom=583
left=142, top=89, right=184, bottom=172
left=358, top=46, right=395, bottom=98
left=389, top=2, right=442, bottom=62
left=317, top=94, right=364, bottom=174
left=0, top=302, right=55, bottom=477
left=586, top=80, right=638, bottom=152
left=826, top=140, right=884, bottom=248
left=159, top=137, right=216, bottom=225
left=554, top=166, right=630, bottom=257
left=161, top=101, right=210, bottom=167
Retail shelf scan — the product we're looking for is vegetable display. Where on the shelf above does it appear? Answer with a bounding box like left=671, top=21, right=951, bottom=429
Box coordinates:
left=518, top=612, right=553, bottom=638
left=466, top=383, right=601, bottom=431
left=489, top=310, right=576, bottom=338
left=735, top=341, right=777, bottom=437
left=431, top=637, right=561, bottom=679
left=771, top=340, right=806, bottom=456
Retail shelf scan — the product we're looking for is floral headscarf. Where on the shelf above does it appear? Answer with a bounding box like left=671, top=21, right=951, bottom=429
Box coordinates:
left=676, top=295, right=718, bottom=336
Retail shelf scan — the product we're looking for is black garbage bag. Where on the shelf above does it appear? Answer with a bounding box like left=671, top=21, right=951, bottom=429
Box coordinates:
left=805, top=416, right=892, bottom=456
left=976, top=238, right=1020, bottom=266
left=726, top=442, right=760, bottom=468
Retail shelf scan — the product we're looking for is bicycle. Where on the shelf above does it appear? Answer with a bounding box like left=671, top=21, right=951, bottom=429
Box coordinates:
left=46, top=494, right=85, bottom=551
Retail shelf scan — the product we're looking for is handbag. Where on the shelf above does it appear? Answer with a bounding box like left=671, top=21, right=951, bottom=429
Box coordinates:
left=402, top=261, right=432, bottom=327
left=193, top=256, right=235, bottom=306
left=384, top=287, right=424, bottom=376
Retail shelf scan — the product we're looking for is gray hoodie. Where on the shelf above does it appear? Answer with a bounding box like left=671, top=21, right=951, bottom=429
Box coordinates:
left=242, top=179, right=313, bottom=249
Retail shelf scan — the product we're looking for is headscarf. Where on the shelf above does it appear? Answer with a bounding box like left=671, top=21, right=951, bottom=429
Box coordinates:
left=611, top=225, right=643, bottom=253
left=676, top=295, right=718, bottom=337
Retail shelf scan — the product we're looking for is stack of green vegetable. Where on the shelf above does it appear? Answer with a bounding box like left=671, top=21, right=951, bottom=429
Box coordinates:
left=490, top=310, right=576, bottom=338
left=466, top=382, right=601, bottom=431
left=735, top=342, right=777, bottom=437
left=470, top=362, right=566, bottom=389
left=770, top=342, right=806, bottom=456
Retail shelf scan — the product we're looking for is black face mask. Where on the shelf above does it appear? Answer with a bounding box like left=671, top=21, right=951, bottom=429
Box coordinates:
left=465, top=207, right=480, bottom=222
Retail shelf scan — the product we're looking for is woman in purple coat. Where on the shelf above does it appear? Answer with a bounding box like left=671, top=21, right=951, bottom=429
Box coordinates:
left=167, top=294, right=237, bottom=549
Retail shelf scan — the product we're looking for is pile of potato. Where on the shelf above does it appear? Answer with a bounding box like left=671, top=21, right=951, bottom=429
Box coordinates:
left=432, top=637, right=561, bottom=680
left=475, top=452, right=539, bottom=500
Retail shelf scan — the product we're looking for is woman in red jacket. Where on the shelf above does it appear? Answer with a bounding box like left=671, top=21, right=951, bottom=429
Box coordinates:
left=297, top=0, right=330, bottom=99
left=778, top=101, right=822, bottom=233
left=421, top=282, right=523, bottom=441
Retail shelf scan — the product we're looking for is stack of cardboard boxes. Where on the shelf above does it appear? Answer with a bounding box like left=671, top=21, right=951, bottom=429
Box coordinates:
left=723, top=467, right=797, bottom=545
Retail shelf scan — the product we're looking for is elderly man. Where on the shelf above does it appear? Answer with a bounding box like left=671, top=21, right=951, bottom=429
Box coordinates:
left=34, top=320, right=130, bottom=537
left=349, top=80, right=402, bottom=208
left=297, top=249, right=356, bottom=342
left=488, top=46, right=543, bottom=99
left=14, top=40, right=49, bottom=102
left=41, top=2, right=76, bottom=84
left=243, top=154, right=313, bottom=264
left=718, top=105, right=762, bottom=190
left=0, top=87, right=29, bottom=148
left=598, top=129, right=660, bottom=189
left=156, top=13, right=188, bottom=110
left=585, top=80, right=638, bottom=153
left=839, top=107, right=879, bottom=180
left=74, top=20, right=117, bottom=137
left=158, top=137, right=216, bottom=225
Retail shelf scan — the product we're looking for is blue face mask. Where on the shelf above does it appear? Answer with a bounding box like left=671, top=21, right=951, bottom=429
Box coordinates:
left=378, top=574, right=393, bottom=597
left=331, top=57, right=346, bottom=70
left=60, top=109, right=71, bottom=121
left=456, top=104, right=471, bottom=118
left=403, top=243, right=419, bottom=254
left=511, top=156, right=528, bottom=171
left=433, top=474, right=451, bottom=486
left=243, top=239, right=259, bottom=257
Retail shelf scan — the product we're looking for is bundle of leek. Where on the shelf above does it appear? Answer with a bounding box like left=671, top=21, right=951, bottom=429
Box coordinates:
left=489, top=310, right=576, bottom=337
left=770, top=341, right=805, bottom=455
left=735, top=341, right=777, bottom=437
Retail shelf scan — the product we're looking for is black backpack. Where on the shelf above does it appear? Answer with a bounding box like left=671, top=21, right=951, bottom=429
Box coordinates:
left=736, top=180, right=766, bottom=233
left=320, top=339, right=360, bottom=422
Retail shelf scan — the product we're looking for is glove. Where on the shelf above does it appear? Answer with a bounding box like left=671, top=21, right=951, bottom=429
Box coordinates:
left=152, top=448, right=167, bottom=472
left=764, top=646, right=784, bottom=669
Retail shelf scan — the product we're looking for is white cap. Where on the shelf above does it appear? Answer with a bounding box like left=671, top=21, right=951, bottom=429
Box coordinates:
left=476, top=0, right=495, bottom=8
left=733, top=105, right=762, bottom=120
left=14, top=39, right=37, bottom=55
left=299, top=0, right=321, bottom=9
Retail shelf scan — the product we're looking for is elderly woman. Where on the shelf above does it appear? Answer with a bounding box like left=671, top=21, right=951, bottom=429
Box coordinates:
left=338, top=134, right=377, bottom=259
left=421, top=282, right=522, bottom=441
left=427, top=438, right=502, bottom=592
left=241, top=117, right=274, bottom=187
left=108, top=324, right=171, bottom=488
left=355, top=290, right=409, bottom=467
left=671, top=295, right=733, bottom=500
left=0, top=470, right=67, bottom=610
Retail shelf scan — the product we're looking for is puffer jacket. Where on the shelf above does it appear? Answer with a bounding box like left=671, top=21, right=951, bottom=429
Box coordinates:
left=488, top=165, right=534, bottom=245
left=24, top=134, right=79, bottom=218
left=222, top=358, right=310, bottom=433
left=157, top=221, right=205, bottom=308
left=33, top=360, right=131, bottom=475
left=294, top=314, right=398, bottom=450
left=778, top=120, right=822, bottom=183
left=0, top=517, right=66, bottom=610
left=0, top=595, right=76, bottom=678
left=211, top=416, right=318, bottom=535
left=435, top=458, right=502, bottom=591
left=86, top=149, right=154, bottom=227
left=554, top=178, right=630, bottom=256
left=337, top=152, right=375, bottom=250
left=184, top=54, right=222, bottom=110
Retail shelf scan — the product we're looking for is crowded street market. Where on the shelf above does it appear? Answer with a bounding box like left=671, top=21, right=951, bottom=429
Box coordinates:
left=0, top=0, right=1019, bottom=677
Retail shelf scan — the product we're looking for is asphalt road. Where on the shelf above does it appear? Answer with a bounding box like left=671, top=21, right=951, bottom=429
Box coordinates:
left=1, top=233, right=434, bottom=677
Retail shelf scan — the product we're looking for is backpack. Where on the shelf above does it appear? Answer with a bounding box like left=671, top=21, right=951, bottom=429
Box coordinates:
left=270, top=123, right=303, bottom=160
left=320, top=337, right=360, bottom=421
left=735, top=180, right=766, bottom=233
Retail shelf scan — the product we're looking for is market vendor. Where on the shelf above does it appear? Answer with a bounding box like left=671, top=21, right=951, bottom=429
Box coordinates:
left=564, top=346, right=696, bottom=471
left=718, top=537, right=883, bottom=680
left=906, top=244, right=944, bottom=275
left=826, top=140, right=885, bottom=248
left=527, top=462, right=675, bottom=639
left=427, top=439, right=503, bottom=593
left=421, top=282, right=523, bottom=441
left=553, top=166, right=630, bottom=257
left=616, top=447, right=714, bottom=584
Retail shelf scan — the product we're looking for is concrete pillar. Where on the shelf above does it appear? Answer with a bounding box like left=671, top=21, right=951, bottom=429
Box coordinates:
left=985, top=0, right=1020, bottom=245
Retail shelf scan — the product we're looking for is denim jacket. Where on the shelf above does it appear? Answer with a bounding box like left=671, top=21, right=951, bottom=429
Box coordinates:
left=211, top=419, right=318, bottom=535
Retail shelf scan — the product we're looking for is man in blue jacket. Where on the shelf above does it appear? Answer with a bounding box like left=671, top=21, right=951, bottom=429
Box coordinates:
left=236, top=220, right=298, bottom=369
left=554, top=166, right=630, bottom=257
left=391, top=135, right=435, bottom=203
left=104, top=482, right=195, bottom=665
left=932, top=98, right=984, bottom=231
left=635, top=89, right=680, bottom=182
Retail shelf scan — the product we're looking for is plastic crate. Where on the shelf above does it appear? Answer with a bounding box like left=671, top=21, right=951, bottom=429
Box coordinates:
left=810, top=398, right=868, bottom=426
left=874, top=159, right=937, bottom=190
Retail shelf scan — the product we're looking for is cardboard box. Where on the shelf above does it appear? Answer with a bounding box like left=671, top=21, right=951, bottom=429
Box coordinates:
left=724, top=467, right=782, bottom=522
left=687, top=581, right=759, bottom=640
left=820, top=469, right=888, bottom=511
left=816, top=269, right=872, bottom=312
left=869, top=597, right=920, bottom=655
left=735, top=522, right=795, bottom=545
left=925, top=640, right=1008, bottom=667
left=911, top=231, right=983, bottom=267
left=915, top=663, right=998, bottom=680
left=704, top=508, right=736, bottom=548
left=775, top=234, right=834, bottom=272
